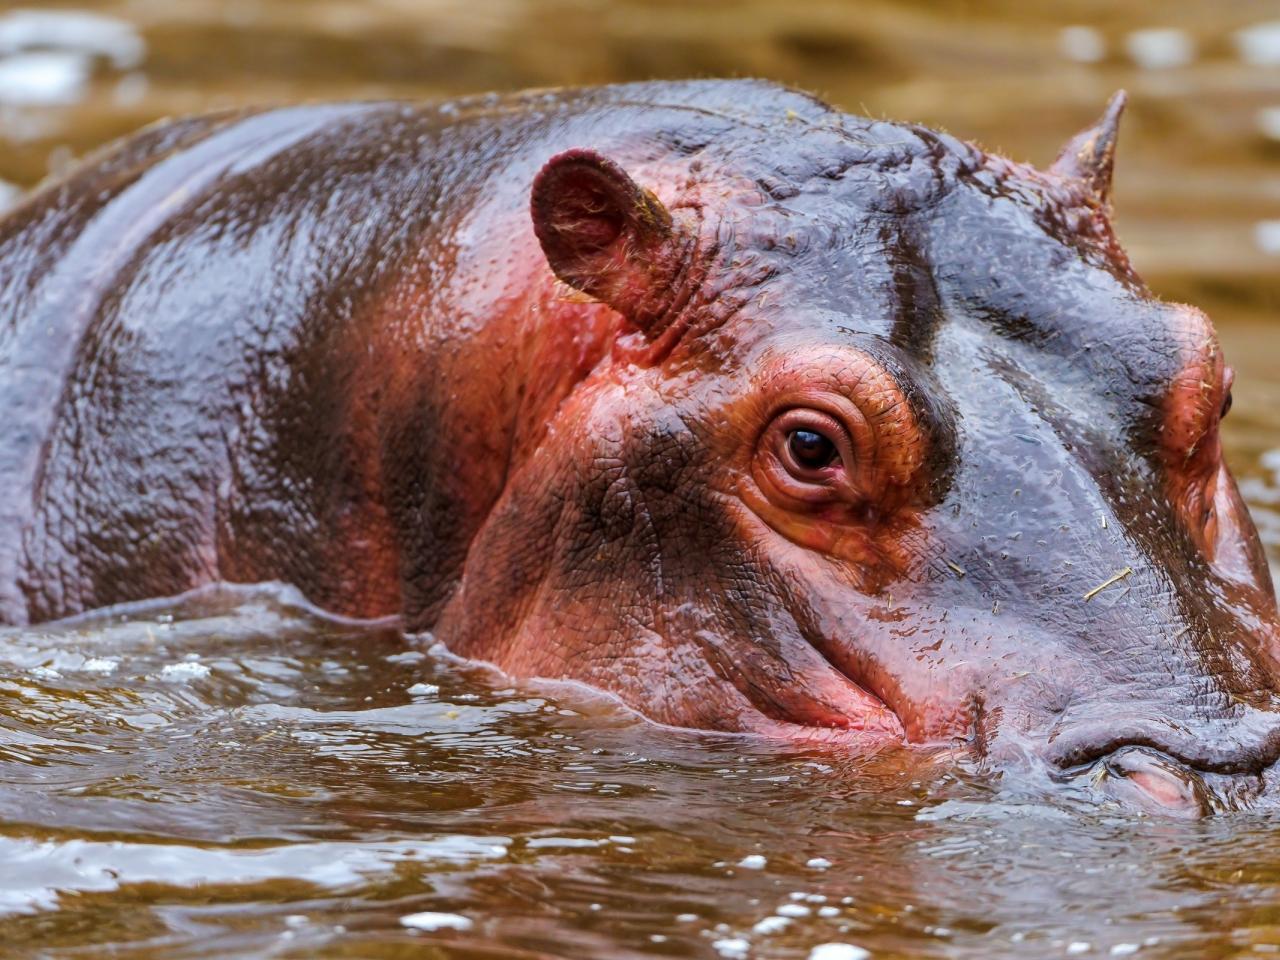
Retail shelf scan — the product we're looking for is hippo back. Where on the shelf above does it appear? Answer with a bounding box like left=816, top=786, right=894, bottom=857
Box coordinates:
left=0, top=80, right=837, bottom=625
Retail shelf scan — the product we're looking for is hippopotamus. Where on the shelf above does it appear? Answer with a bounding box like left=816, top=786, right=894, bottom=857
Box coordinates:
left=1, top=80, right=1277, bottom=814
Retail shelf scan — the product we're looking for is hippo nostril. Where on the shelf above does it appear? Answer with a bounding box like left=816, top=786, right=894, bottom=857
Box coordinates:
left=1093, top=746, right=1211, bottom=818
left=1047, top=720, right=1280, bottom=778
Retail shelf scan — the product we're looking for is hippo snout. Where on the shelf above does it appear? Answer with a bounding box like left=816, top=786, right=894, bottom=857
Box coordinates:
left=1045, top=714, right=1280, bottom=816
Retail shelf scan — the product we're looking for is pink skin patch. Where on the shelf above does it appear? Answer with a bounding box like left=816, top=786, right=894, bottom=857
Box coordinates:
left=1100, top=747, right=1208, bottom=818
left=1160, top=307, right=1238, bottom=565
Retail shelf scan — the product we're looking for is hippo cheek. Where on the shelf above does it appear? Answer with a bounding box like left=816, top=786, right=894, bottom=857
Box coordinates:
left=691, top=624, right=907, bottom=744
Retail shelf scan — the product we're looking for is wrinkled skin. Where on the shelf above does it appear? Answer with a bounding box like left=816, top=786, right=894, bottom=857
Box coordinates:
left=1, top=80, right=1278, bottom=816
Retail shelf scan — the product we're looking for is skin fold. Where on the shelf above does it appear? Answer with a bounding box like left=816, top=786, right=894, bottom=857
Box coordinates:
left=0, top=80, right=1277, bottom=814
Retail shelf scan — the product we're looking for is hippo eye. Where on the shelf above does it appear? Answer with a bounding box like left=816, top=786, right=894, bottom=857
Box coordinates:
left=788, top=429, right=838, bottom=470
left=769, top=408, right=853, bottom=488
left=747, top=356, right=931, bottom=538
left=1221, top=390, right=1233, bottom=420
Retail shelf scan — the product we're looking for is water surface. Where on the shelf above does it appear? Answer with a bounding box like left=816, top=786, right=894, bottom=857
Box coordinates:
left=7, top=579, right=1280, bottom=958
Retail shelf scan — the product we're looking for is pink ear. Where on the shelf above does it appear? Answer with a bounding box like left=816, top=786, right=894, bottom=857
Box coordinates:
left=531, top=149, right=688, bottom=338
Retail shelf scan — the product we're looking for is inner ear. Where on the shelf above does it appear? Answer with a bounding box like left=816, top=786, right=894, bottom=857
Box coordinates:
left=531, top=148, right=687, bottom=338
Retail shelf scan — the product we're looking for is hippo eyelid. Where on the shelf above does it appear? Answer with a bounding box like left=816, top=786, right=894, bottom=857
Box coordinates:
left=773, top=408, right=855, bottom=481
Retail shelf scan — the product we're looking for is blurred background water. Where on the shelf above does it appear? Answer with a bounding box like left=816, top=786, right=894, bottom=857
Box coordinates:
left=1, top=2, right=1280, bottom=957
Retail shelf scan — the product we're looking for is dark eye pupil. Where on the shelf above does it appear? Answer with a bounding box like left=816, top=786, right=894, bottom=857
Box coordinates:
left=1221, top=391, right=1233, bottom=419
left=788, top=429, right=836, bottom=469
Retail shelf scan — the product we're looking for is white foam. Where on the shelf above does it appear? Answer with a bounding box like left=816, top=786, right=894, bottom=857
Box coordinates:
left=80, top=657, right=118, bottom=675
left=385, top=650, right=426, bottom=664
left=157, top=661, right=211, bottom=682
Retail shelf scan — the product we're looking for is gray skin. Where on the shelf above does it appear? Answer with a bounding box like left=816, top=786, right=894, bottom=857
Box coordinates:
left=0, top=79, right=1277, bottom=816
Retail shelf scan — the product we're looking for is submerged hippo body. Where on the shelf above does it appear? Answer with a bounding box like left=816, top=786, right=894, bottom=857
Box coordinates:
left=2, top=80, right=1279, bottom=813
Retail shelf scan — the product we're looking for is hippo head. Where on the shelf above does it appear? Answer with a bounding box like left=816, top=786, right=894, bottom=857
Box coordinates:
left=440, top=91, right=1280, bottom=816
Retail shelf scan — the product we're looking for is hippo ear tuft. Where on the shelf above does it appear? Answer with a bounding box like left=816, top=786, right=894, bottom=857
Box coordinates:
left=1049, top=90, right=1126, bottom=209
left=531, top=149, right=688, bottom=338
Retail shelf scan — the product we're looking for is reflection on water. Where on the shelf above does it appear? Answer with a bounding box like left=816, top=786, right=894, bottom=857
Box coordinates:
left=0, top=0, right=1278, bottom=956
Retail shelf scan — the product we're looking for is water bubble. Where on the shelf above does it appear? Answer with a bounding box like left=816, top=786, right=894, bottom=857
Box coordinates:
left=0, top=10, right=144, bottom=69
left=1060, top=26, right=1105, bottom=64
left=1254, top=221, right=1280, bottom=256
left=0, top=10, right=145, bottom=108
left=0, top=179, right=21, bottom=211
left=0, top=51, right=89, bottom=106
left=1257, top=107, right=1280, bottom=141
left=1236, top=21, right=1280, bottom=65
left=752, top=915, right=790, bottom=934
left=1124, top=28, right=1194, bottom=69
left=808, top=945, right=871, bottom=960
left=399, top=911, right=472, bottom=932
left=712, top=937, right=750, bottom=959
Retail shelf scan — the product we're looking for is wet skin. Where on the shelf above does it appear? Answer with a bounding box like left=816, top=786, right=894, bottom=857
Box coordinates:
left=0, top=80, right=1277, bottom=815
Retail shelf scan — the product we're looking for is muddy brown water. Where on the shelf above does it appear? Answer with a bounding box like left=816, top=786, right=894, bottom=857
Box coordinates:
left=1, top=1, right=1280, bottom=957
